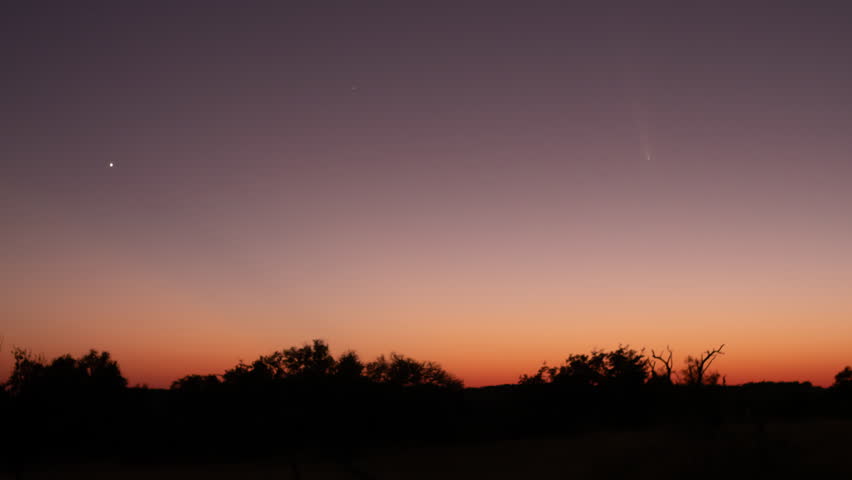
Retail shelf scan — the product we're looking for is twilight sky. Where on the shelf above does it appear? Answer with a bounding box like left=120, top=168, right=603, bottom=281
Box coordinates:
left=3, top=2, right=852, bottom=387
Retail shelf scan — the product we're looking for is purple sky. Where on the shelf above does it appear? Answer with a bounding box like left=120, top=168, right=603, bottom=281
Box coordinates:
left=3, top=2, right=852, bottom=387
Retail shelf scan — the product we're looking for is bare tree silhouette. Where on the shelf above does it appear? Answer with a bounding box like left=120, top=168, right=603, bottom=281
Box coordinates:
left=649, top=346, right=675, bottom=384
left=682, top=344, right=725, bottom=386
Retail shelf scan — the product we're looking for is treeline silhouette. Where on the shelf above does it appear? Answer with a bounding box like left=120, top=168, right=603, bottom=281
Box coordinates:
left=170, top=339, right=462, bottom=392
left=2, top=340, right=852, bottom=469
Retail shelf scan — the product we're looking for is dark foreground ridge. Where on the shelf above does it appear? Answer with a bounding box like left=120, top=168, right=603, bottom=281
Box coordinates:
left=2, top=340, right=852, bottom=477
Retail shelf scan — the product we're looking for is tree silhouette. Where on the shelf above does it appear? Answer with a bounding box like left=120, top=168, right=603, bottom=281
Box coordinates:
left=8, top=338, right=852, bottom=470
left=366, top=353, right=462, bottom=389
left=216, top=340, right=463, bottom=391
left=280, top=339, right=336, bottom=378
left=519, top=346, right=649, bottom=388
left=221, top=339, right=337, bottom=386
left=5, top=347, right=46, bottom=397
left=335, top=350, right=365, bottom=381
left=518, top=363, right=552, bottom=385
left=77, top=350, right=128, bottom=391
left=649, top=346, right=675, bottom=385
left=681, top=344, right=725, bottom=386
left=833, top=366, right=852, bottom=392
left=171, top=374, right=221, bottom=392
left=4, top=347, right=127, bottom=403
left=556, top=352, right=606, bottom=386
left=0, top=336, right=5, bottom=401
left=601, top=345, right=648, bottom=387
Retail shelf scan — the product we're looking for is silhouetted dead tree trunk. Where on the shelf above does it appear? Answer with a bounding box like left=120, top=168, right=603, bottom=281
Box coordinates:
left=682, top=344, right=725, bottom=386
left=650, top=346, right=674, bottom=383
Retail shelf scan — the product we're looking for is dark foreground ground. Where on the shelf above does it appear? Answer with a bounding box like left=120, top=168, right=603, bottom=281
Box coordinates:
left=5, top=419, right=851, bottom=479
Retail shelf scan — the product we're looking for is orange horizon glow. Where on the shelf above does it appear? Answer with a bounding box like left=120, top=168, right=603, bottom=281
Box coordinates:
left=4, top=225, right=851, bottom=389
left=3, top=313, right=848, bottom=389
left=0, top=342, right=844, bottom=389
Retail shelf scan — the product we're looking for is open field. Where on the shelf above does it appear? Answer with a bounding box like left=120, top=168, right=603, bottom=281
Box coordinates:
left=6, top=419, right=851, bottom=479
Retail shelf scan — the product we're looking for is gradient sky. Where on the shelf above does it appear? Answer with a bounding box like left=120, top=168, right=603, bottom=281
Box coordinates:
left=3, top=2, right=852, bottom=387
